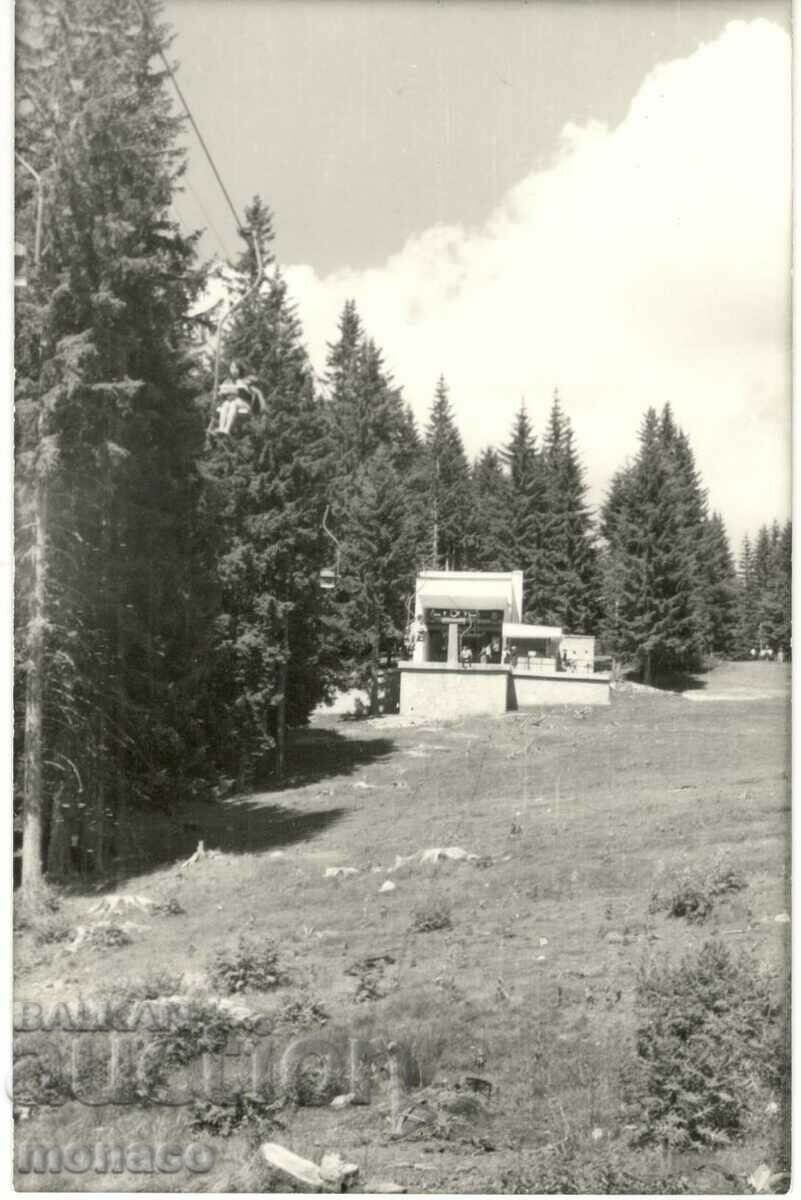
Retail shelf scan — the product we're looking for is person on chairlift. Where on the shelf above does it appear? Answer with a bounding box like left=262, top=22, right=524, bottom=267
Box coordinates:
left=214, top=359, right=266, bottom=434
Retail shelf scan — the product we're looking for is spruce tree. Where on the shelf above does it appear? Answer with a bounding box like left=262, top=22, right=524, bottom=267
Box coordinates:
left=540, top=390, right=599, bottom=631
left=324, top=304, right=409, bottom=479
left=15, top=0, right=208, bottom=891
left=334, top=447, right=418, bottom=711
left=201, top=198, right=332, bottom=782
left=600, top=408, right=704, bottom=682
left=736, top=534, right=760, bottom=656
left=422, top=376, right=474, bottom=570
left=501, top=404, right=548, bottom=618
left=472, top=448, right=511, bottom=572
left=702, top=513, right=738, bottom=656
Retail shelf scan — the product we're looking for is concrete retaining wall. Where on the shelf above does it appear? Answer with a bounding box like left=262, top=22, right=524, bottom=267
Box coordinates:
left=512, top=672, right=610, bottom=707
left=399, top=665, right=509, bottom=719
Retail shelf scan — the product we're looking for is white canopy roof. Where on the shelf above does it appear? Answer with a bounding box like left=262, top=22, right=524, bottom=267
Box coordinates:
left=502, top=622, right=562, bottom=640
left=417, top=574, right=514, bottom=613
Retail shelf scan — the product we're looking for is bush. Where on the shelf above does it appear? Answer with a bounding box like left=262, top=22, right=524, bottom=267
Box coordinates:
left=626, top=939, right=783, bottom=1148
left=277, top=989, right=329, bottom=1028
left=651, top=856, right=747, bottom=924
left=149, top=999, right=243, bottom=1067
left=208, top=936, right=287, bottom=993
left=84, top=924, right=133, bottom=949
left=190, top=1090, right=283, bottom=1138
left=411, top=898, right=452, bottom=933
left=152, top=896, right=186, bottom=916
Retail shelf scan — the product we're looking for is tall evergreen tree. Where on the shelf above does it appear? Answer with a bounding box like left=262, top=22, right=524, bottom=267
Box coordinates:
left=472, top=448, right=511, bottom=572
left=15, top=0, right=209, bottom=892
left=659, top=405, right=713, bottom=651
left=739, top=521, right=792, bottom=656
left=201, top=198, right=332, bottom=782
left=324, top=304, right=409, bottom=478
left=334, top=447, right=418, bottom=711
left=501, top=404, right=548, bottom=618
left=539, top=390, right=599, bottom=631
left=600, top=408, right=705, bottom=682
left=735, top=533, right=760, bottom=655
left=421, top=376, right=474, bottom=570
left=702, top=512, right=739, bottom=656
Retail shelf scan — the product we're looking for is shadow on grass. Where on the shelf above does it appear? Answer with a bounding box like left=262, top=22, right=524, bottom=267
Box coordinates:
left=255, top=727, right=396, bottom=793
left=60, top=728, right=395, bottom=894
left=624, top=668, right=708, bottom=693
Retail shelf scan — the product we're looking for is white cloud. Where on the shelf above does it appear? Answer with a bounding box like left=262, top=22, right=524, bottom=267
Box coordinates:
left=285, top=19, right=791, bottom=549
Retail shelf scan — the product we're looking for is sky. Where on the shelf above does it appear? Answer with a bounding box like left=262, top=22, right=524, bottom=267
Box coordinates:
left=163, top=0, right=792, bottom=551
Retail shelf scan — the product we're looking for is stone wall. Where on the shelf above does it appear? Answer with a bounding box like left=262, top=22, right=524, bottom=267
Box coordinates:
left=399, top=666, right=509, bottom=719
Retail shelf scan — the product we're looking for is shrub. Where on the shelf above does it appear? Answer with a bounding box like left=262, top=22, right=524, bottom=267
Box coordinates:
left=345, top=953, right=395, bottom=1003
left=277, top=989, right=329, bottom=1028
left=651, top=856, right=747, bottom=924
left=625, top=939, right=783, bottom=1148
left=152, top=896, right=186, bottom=916
left=84, top=924, right=133, bottom=949
left=411, top=898, right=452, bottom=933
left=190, top=1091, right=283, bottom=1138
left=32, top=915, right=74, bottom=946
left=148, top=999, right=242, bottom=1067
left=208, top=936, right=287, bottom=993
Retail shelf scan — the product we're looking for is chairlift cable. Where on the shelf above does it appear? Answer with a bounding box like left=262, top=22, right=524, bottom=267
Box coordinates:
left=132, top=0, right=245, bottom=241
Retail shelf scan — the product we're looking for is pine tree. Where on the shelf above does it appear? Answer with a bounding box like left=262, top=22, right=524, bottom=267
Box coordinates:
left=702, top=513, right=739, bottom=656
left=600, top=408, right=705, bottom=682
left=15, top=0, right=208, bottom=892
left=324, top=304, right=409, bottom=479
left=472, top=448, right=511, bottom=572
left=201, top=198, right=332, bottom=782
left=422, top=376, right=474, bottom=570
left=501, top=404, right=548, bottom=618
left=735, top=522, right=791, bottom=658
left=334, top=447, right=418, bottom=711
left=659, top=406, right=713, bottom=651
left=736, top=534, right=760, bottom=656
left=539, top=390, right=599, bottom=631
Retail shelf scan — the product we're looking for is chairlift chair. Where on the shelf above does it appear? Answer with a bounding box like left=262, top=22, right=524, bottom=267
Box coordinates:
left=14, top=242, right=27, bottom=288
left=319, top=505, right=341, bottom=591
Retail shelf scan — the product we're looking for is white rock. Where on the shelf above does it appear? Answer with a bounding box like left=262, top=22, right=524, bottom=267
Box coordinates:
left=591, top=1126, right=604, bottom=1141
left=748, top=1163, right=774, bottom=1193
left=330, top=1093, right=355, bottom=1109
left=379, top=880, right=396, bottom=894
left=324, top=866, right=359, bottom=878
left=261, top=1143, right=324, bottom=1189
left=538, top=936, right=549, bottom=947
left=319, top=1151, right=359, bottom=1188
left=774, top=912, right=790, bottom=924
left=419, top=846, right=478, bottom=864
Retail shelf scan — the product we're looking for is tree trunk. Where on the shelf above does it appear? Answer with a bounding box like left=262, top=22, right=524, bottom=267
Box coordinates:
left=21, top=477, right=47, bottom=901
left=643, top=649, right=652, bottom=686
left=370, top=610, right=380, bottom=716
left=275, top=610, right=289, bottom=779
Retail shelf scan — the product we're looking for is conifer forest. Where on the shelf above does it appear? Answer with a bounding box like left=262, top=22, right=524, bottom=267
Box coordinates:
left=14, top=0, right=791, bottom=896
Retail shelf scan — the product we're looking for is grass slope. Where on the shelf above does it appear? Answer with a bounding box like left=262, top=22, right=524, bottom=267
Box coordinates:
left=14, top=662, right=790, bottom=1192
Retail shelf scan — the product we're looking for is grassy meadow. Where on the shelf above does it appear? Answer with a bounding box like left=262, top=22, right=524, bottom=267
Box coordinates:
left=13, top=661, right=790, bottom=1193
